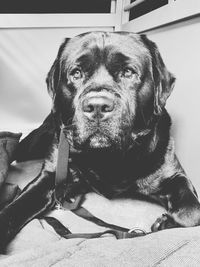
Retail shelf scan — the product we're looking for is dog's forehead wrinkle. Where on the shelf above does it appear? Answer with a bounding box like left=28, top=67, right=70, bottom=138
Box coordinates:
left=105, top=33, right=149, bottom=57
left=62, top=32, right=150, bottom=69
left=62, top=32, right=105, bottom=61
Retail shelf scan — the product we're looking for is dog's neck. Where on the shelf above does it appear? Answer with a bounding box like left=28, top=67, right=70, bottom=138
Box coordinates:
left=68, top=110, right=171, bottom=197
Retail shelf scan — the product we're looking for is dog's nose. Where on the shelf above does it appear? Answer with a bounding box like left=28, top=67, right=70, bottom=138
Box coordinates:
left=82, top=96, right=115, bottom=120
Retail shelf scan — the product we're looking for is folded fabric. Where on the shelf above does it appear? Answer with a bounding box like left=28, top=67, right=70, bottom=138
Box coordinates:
left=0, top=132, right=22, bottom=208
left=3, top=221, right=200, bottom=267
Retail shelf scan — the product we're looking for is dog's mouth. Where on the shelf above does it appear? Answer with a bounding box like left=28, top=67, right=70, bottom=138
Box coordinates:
left=76, top=131, right=117, bottom=150
left=68, top=123, right=122, bottom=151
left=87, top=132, right=111, bottom=148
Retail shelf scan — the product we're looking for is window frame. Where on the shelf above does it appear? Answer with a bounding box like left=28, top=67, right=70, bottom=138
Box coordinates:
left=0, top=0, right=199, bottom=32
left=121, top=0, right=200, bottom=33
left=0, top=13, right=117, bottom=28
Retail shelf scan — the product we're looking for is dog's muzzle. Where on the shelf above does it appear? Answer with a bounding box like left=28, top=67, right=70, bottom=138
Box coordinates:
left=81, top=92, right=115, bottom=121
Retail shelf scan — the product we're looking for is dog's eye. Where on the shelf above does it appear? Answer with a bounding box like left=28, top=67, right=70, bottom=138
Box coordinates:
left=71, top=69, right=82, bottom=80
left=122, top=68, right=135, bottom=79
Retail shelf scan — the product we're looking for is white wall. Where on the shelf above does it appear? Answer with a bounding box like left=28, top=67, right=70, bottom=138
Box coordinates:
left=145, top=17, right=200, bottom=193
left=0, top=27, right=113, bottom=134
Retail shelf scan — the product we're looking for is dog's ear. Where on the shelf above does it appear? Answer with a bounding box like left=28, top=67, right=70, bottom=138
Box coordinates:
left=46, top=58, right=60, bottom=99
left=46, top=38, right=70, bottom=104
left=141, top=34, right=176, bottom=115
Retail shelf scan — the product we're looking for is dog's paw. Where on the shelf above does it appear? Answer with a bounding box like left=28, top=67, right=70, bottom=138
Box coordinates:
left=151, top=213, right=180, bottom=232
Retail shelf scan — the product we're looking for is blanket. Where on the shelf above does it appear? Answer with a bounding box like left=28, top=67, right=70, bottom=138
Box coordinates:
left=1, top=131, right=200, bottom=266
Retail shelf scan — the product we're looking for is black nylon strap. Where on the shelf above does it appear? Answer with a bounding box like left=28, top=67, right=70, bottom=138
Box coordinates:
left=71, top=205, right=130, bottom=232
left=58, top=229, right=146, bottom=240
left=55, top=127, right=70, bottom=201
left=43, top=216, right=72, bottom=236
left=43, top=216, right=146, bottom=240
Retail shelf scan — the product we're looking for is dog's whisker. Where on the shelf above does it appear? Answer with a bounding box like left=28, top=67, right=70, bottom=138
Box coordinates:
left=140, top=106, right=148, bottom=128
left=63, top=123, right=76, bottom=130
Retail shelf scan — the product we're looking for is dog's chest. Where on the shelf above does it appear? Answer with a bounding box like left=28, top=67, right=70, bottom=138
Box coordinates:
left=67, top=161, right=139, bottom=199
left=68, top=138, right=179, bottom=199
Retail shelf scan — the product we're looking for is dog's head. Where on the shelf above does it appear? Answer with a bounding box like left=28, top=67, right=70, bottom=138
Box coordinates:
left=46, top=32, right=175, bottom=151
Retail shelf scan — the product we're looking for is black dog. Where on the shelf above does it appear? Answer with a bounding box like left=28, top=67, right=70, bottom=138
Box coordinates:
left=1, top=31, right=200, bottom=249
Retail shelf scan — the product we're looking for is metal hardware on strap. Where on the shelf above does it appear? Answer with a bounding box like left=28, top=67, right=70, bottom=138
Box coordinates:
left=128, top=227, right=147, bottom=235
left=62, top=195, right=85, bottom=211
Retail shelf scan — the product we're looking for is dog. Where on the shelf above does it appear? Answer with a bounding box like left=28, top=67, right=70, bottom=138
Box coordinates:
left=1, top=31, right=200, bottom=250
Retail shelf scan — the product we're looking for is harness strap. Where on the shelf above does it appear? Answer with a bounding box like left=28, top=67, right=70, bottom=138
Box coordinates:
left=43, top=216, right=147, bottom=240
left=47, top=127, right=147, bottom=240
left=71, top=201, right=130, bottom=232
left=44, top=216, right=71, bottom=236
left=55, top=127, right=70, bottom=202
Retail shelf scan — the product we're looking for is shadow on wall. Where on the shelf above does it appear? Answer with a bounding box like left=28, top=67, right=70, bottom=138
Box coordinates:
left=0, top=58, right=50, bottom=123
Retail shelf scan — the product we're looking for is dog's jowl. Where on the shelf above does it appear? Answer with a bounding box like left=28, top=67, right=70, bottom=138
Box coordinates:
left=1, top=32, right=200, bottom=249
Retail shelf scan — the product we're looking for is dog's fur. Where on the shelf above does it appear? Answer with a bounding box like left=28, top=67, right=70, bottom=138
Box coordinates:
left=1, top=31, right=200, bottom=250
